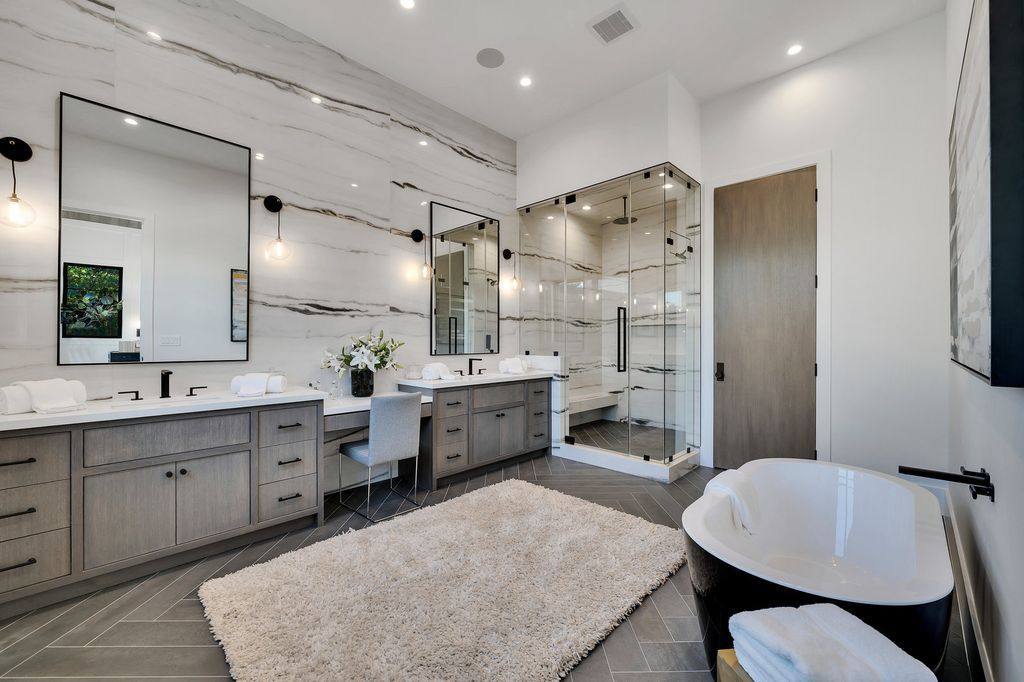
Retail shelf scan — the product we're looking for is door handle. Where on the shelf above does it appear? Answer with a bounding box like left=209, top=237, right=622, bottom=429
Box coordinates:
left=715, top=362, right=725, bottom=382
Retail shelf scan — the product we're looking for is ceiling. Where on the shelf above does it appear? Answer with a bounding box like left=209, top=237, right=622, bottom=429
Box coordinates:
left=238, top=0, right=944, bottom=140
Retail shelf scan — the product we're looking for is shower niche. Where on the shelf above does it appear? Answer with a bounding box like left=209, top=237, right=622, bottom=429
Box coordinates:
left=518, top=164, right=701, bottom=465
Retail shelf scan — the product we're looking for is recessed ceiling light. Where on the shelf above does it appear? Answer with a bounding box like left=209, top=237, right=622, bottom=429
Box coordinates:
left=519, top=76, right=533, bottom=87
left=644, top=231, right=651, bottom=235
left=606, top=216, right=612, bottom=220
left=658, top=172, right=665, bottom=177
left=582, top=204, right=591, bottom=211
left=472, top=237, right=479, bottom=240
left=546, top=215, right=554, bottom=220
left=351, top=183, right=359, bottom=188
left=420, top=200, right=428, bottom=206
left=787, top=44, right=803, bottom=56
left=123, top=117, right=138, bottom=126
left=146, top=31, right=162, bottom=41
left=310, top=95, right=322, bottom=104
left=663, top=183, right=674, bottom=189
left=418, top=140, right=428, bottom=146
left=400, top=0, right=415, bottom=8
left=254, top=152, right=265, bottom=160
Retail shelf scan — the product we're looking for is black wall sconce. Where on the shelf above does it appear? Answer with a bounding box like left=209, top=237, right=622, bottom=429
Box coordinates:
left=502, top=248, right=520, bottom=291
left=0, top=137, right=35, bottom=228
left=411, top=228, right=431, bottom=279
left=263, top=195, right=290, bottom=260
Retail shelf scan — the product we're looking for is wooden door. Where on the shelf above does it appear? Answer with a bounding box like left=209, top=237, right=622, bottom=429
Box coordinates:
left=83, top=464, right=176, bottom=569
left=499, top=406, right=525, bottom=457
left=714, top=166, right=817, bottom=469
left=176, top=451, right=250, bottom=544
left=472, top=410, right=501, bottom=464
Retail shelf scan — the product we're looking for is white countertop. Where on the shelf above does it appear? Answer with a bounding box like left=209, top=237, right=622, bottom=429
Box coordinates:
left=323, top=393, right=432, bottom=416
left=396, top=370, right=554, bottom=390
left=0, top=388, right=327, bottom=432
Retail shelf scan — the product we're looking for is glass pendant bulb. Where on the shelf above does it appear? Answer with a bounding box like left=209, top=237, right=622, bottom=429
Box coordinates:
left=265, top=236, right=291, bottom=260
left=421, top=262, right=432, bottom=279
left=0, top=193, right=34, bottom=228
left=510, top=275, right=521, bottom=291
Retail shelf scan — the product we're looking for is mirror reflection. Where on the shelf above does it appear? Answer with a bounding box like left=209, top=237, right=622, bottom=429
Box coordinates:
left=58, top=94, right=250, bottom=365
left=430, top=202, right=499, bottom=355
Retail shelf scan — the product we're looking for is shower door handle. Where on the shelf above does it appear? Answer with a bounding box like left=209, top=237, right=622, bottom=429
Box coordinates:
left=448, top=316, right=457, bottom=353
left=715, top=362, right=725, bottom=382
left=616, top=307, right=627, bottom=373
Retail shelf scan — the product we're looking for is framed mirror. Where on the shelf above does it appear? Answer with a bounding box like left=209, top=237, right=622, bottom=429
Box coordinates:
left=58, top=94, right=250, bottom=365
left=429, top=202, right=499, bottom=355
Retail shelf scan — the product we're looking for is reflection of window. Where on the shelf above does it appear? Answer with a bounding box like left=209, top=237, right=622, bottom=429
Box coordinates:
left=60, top=263, right=123, bottom=339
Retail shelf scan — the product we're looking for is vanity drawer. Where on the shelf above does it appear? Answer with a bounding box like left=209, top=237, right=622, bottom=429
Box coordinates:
left=528, top=405, right=549, bottom=421
left=0, top=433, right=70, bottom=490
left=84, top=414, right=250, bottom=467
left=258, top=440, right=317, bottom=485
left=437, top=415, right=468, bottom=446
left=435, top=390, right=469, bottom=419
left=473, top=383, right=524, bottom=410
left=258, top=474, right=317, bottom=522
left=0, top=528, right=70, bottom=595
left=0, top=480, right=70, bottom=542
left=527, top=381, right=550, bottom=405
left=259, top=406, right=317, bottom=447
left=434, top=442, right=469, bottom=474
left=527, top=415, right=550, bottom=450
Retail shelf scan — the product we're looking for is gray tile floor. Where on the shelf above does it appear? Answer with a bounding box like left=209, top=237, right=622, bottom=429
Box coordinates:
left=0, top=454, right=971, bottom=681
left=570, top=419, right=687, bottom=460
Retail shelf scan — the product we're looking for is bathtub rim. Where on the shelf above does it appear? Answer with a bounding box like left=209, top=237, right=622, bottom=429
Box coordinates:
left=681, top=458, right=955, bottom=607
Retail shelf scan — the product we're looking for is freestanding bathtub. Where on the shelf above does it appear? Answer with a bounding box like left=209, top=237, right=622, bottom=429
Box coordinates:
left=681, top=458, right=954, bottom=671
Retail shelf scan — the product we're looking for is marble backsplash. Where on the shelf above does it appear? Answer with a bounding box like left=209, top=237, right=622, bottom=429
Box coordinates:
left=0, top=0, right=519, bottom=398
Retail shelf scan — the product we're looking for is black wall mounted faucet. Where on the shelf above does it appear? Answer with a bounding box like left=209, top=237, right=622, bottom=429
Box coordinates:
left=898, top=465, right=995, bottom=502
left=160, top=370, right=173, bottom=399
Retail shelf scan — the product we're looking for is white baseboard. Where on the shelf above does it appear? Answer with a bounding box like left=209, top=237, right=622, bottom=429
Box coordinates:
left=945, top=488, right=994, bottom=681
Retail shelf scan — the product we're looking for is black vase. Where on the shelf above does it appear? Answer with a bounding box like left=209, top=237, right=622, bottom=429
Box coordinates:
left=350, top=368, right=374, bottom=398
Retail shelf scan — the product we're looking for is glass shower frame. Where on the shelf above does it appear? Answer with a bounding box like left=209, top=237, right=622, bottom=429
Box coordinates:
left=517, top=163, right=701, bottom=464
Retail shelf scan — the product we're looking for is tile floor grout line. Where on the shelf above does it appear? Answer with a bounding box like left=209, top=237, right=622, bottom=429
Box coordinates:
left=152, top=546, right=248, bottom=622
left=57, top=570, right=165, bottom=646
left=120, top=558, right=214, bottom=622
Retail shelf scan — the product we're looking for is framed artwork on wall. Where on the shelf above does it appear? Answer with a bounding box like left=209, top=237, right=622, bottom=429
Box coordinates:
left=949, top=0, right=1024, bottom=386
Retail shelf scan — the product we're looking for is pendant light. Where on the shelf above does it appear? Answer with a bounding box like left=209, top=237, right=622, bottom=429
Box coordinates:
left=263, top=195, right=291, bottom=260
left=411, top=229, right=431, bottom=279
left=502, top=248, right=520, bottom=291
left=0, top=137, right=35, bottom=228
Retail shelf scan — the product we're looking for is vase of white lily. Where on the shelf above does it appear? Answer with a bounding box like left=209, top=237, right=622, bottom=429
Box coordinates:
left=321, top=330, right=404, bottom=398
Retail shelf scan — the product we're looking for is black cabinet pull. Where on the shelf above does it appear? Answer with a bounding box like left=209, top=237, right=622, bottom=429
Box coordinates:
left=445, top=401, right=462, bottom=406
left=278, top=422, right=303, bottom=430
left=165, top=471, right=174, bottom=478
left=533, top=433, right=546, bottom=438
left=446, top=453, right=462, bottom=460
left=0, top=557, right=36, bottom=573
left=278, top=493, right=302, bottom=502
left=496, top=412, right=505, bottom=418
left=533, top=390, right=545, bottom=394
left=0, top=457, right=36, bottom=468
left=533, top=411, right=544, bottom=416
left=179, top=468, right=188, bottom=476
left=277, top=457, right=303, bottom=466
left=0, top=507, right=36, bottom=521
left=446, top=427, right=463, bottom=433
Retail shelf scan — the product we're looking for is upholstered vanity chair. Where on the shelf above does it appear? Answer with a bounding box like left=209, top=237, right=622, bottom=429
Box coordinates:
left=339, top=392, right=423, bottom=522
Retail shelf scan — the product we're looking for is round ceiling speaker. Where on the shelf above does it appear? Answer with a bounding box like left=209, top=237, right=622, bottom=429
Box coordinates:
left=476, top=48, right=505, bottom=69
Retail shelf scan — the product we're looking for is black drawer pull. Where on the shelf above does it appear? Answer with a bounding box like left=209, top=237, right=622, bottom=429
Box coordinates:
left=278, top=457, right=303, bottom=465
left=533, top=390, right=545, bottom=394
left=533, top=411, right=545, bottom=416
left=445, top=401, right=462, bottom=406
left=533, top=433, right=546, bottom=438
left=0, top=507, right=36, bottom=521
left=278, top=492, right=303, bottom=502
left=495, top=412, right=506, bottom=418
left=278, top=422, right=303, bottom=430
left=446, top=427, right=463, bottom=433
left=0, top=457, right=36, bottom=468
left=0, top=557, right=36, bottom=573
left=446, top=453, right=462, bottom=460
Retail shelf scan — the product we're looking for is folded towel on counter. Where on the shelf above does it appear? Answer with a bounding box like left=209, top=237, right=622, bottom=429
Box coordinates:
left=0, top=385, right=32, bottom=415
left=234, top=373, right=274, bottom=397
left=705, top=468, right=759, bottom=534
left=421, top=363, right=454, bottom=381
left=499, top=357, right=526, bottom=374
left=12, top=379, right=87, bottom=414
left=230, top=374, right=286, bottom=395
left=729, top=603, right=935, bottom=682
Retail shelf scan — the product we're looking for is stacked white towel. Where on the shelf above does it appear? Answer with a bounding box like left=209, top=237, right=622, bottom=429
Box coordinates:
left=230, top=374, right=287, bottom=396
left=7, top=379, right=87, bottom=414
left=499, top=357, right=526, bottom=374
left=421, top=363, right=455, bottom=381
left=729, top=603, right=935, bottom=682
left=705, top=469, right=759, bottom=534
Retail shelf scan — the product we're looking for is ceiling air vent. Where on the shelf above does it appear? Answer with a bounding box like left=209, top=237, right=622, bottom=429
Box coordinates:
left=590, top=6, right=636, bottom=45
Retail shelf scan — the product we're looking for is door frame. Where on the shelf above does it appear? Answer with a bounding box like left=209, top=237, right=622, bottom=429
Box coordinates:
left=701, top=151, right=833, bottom=468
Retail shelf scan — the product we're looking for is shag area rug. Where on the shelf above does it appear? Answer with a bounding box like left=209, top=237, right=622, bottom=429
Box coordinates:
left=199, top=479, right=687, bottom=681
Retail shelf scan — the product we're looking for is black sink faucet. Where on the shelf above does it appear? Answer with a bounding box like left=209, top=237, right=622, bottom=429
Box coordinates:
left=468, top=358, right=483, bottom=375
left=160, top=370, right=173, bottom=399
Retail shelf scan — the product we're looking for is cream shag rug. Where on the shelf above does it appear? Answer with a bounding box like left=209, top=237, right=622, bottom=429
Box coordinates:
left=199, top=479, right=687, bottom=681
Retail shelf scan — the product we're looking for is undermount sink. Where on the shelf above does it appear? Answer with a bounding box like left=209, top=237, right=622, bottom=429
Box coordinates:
left=105, top=395, right=220, bottom=409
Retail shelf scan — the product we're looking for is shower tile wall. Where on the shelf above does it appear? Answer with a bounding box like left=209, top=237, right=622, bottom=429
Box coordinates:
left=0, top=0, right=518, bottom=394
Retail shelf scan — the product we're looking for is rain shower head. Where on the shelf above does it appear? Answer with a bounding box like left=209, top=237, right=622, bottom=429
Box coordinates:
left=612, top=196, right=637, bottom=224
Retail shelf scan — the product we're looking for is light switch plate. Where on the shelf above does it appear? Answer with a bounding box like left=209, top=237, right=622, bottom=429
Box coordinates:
left=159, top=335, right=181, bottom=346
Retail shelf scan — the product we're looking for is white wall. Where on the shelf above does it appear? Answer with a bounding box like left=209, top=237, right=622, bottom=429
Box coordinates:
left=699, top=13, right=950, bottom=475
left=516, top=72, right=702, bottom=206
left=945, top=1, right=1024, bottom=678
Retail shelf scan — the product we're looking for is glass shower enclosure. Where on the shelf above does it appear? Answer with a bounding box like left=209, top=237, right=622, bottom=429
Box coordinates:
left=518, top=164, right=701, bottom=464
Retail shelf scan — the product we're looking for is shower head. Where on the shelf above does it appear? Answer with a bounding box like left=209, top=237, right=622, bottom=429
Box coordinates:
left=612, top=196, right=637, bottom=224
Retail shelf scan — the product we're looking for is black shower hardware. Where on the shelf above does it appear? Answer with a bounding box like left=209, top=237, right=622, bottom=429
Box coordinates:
left=160, top=370, right=173, bottom=399
left=616, top=307, right=627, bottom=372
left=898, top=465, right=995, bottom=502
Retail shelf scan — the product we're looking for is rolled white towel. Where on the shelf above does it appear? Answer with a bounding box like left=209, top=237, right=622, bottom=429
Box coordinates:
left=230, top=374, right=286, bottom=394
left=729, top=604, right=934, bottom=682
left=499, top=358, right=525, bottom=374
left=705, top=469, right=759, bottom=534
left=422, top=363, right=453, bottom=381
left=234, top=373, right=271, bottom=397
left=13, top=378, right=86, bottom=414
left=0, top=385, right=32, bottom=415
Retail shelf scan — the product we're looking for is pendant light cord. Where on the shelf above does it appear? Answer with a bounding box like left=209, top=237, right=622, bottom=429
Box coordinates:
left=9, top=159, right=15, bottom=196
left=276, top=212, right=281, bottom=240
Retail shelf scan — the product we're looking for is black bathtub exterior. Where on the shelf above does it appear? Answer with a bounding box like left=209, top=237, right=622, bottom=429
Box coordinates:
left=683, top=532, right=953, bottom=673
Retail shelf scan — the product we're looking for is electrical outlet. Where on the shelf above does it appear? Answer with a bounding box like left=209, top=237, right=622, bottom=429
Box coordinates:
left=159, top=335, right=181, bottom=346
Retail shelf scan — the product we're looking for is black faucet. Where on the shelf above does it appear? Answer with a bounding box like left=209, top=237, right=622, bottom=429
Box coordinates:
left=468, top=358, right=483, bottom=375
left=160, top=370, right=173, bottom=399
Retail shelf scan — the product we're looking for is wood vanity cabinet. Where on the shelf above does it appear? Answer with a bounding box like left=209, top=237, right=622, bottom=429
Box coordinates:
left=401, top=377, right=551, bottom=490
left=0, top=399, right=323, bottom=618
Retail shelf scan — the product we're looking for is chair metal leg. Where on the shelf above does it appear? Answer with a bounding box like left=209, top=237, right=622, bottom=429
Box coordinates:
left=339, top=459, right=422, bottom=524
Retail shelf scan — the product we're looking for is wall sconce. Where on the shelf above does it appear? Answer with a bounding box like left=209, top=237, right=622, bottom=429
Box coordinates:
left=0, top=137, right=35, bottom=228
left=263, top=195, right=291, bottom=260
left=411, top=228, right=431, bottom=279
left=502, top=248, right=520, bottom=291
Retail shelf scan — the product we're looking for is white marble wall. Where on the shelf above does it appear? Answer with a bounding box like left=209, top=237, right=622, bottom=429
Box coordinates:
left=0, top=0, right=518, bottom=397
